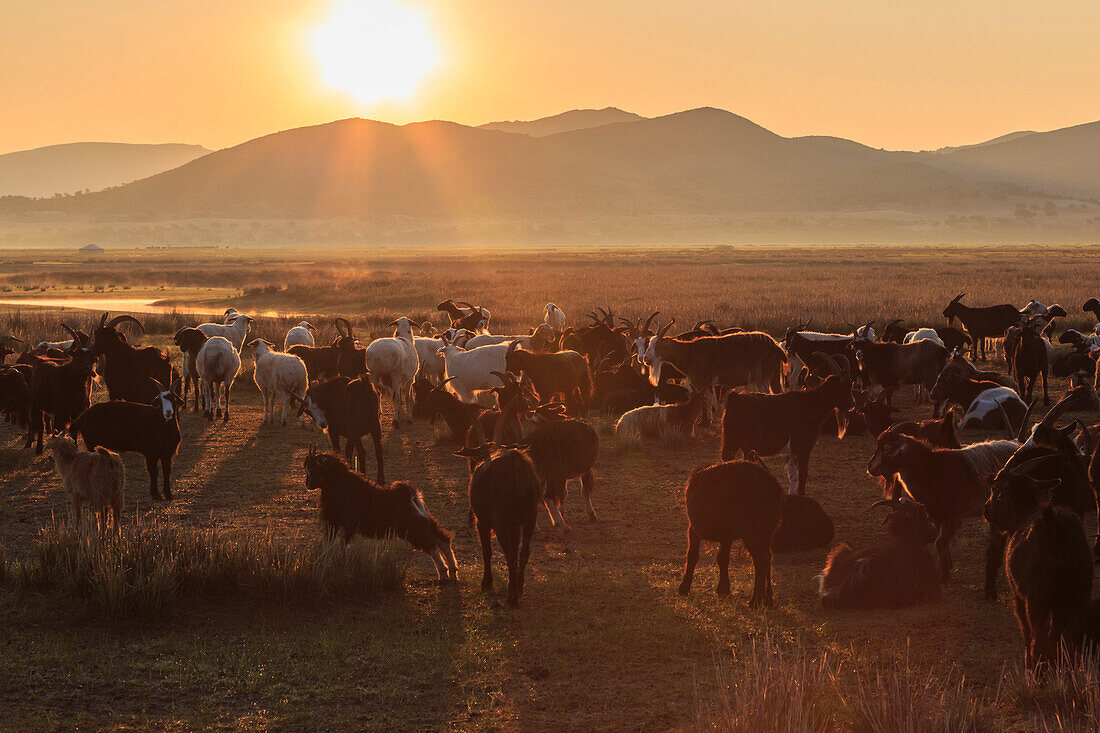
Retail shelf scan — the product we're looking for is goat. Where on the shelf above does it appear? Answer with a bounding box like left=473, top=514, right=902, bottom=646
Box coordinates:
left=780, top=322, right=853, bottom=389
left=678, top=459, right=784, bottom=608
left=437, top=299, right=491, bottom=333
left=1068, top=371, right=1099, bottom=410
left=91, top=313, right=174, bottom=404
left=936, top=351, right=1019, bottom=395
left=504, top=341, right=592, bottom=415
left=250, top=339, right=307, bottom=426
left=930, top=372, right=1026, bottom=433
left=365, top=317, right=419, bottom=427
left=942, top=292, right=1021, bottom=361
left=644, top=320, right=787, bottom=394
left=412, top=376, right=484, bottom=443
left=850, top=337, right=947, bottom=408
left=26, top=347, right=96, bottom=454
left=0, top=365, right=32, bottom=432
left=720, top=369, right=853, bottom=495
left=72, top=378, right=183, bottom=501
left=772, top=494, right=835, bottom=552
left=1006, top=501, right=1093, bottom=669
left=867, top=433, right=1017, bottom=582
left=172, top=327, right=208, bottom=412
left=197, top=313, right=253, bottom=352
left=875, top=416, right=963, bottom=499
left=412, top=324, right=455, bottom=384
left=903, top=327, right=946, bottom=348
left=454, top=407, right=541, bottom=607
left=817, top=499, right=941, bottom=609
left=296, top=374, right=385, bottom=483
left=935, top=327, right=973, bottom=355
left=1011, top=320, right=1050, bottom=405
left=284, top=321, right=316, bottom=350
left=544, top=303, right=566, bottom=333
left=197, top=335, right=240, bottom=423
left=288, top=320, right=365, bottom=382
left=614, top=390, right=708, bottom=446
left=303, top=446, right=456, bottom=582
left=46, top=435, right=125, bottom=531
left=437, top=336, right=511, bottom=404
left=222, top=308, right=239, bottom=325
left=524, top=415, right=600, bottom=528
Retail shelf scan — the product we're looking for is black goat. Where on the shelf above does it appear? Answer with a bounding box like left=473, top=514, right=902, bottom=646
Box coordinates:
left=288, top=318, right=366, bottom=381
left=505, top=341, right=593, bottom=415
left=90, top=313, right=174, bottom=403
left=678, top=460, right=783, bottom=608
left=412, top=375, right=484, bottom=442
left=303, top=446, right=457, bottom=582
left=72, top=378, right=183, bottom=501
left=524, top=414, right=599, bottom=528
left=942, top=293, right=1021, bottom=362
left=1011, top=321, right=1049, bottom=405
left=0, top=365, right=32, bottom=431
left=817, top=499, right=941, bottom=609
left=172, top=327, right=208, bottom=412
left=25, top=349, right=95, bottom=454
left=772, top=494, right=835, bottom=552
left=295, top=373, right=384, bottom=483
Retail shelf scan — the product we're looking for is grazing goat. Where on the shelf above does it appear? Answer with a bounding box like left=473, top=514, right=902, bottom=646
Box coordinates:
left=524, top=416, right=600, bottom=528
left=296, top=374, right=385, bottom=483
left=72, top=379, right=183, bottom=501
left=544, top=303, right=566, bottom=333
left=197, top=313, right=253, bottom=352
left=504, top=341, right=592, bottom=415
left=930, top=372, right=1026, bottom=433
left=303, top=446, right=456, bottom=582
left=284, top=321, right=316, bottom=350
left=250, top=339, right=307, bottom=426
left=454, top=410, right=541, bottom=607
left=172, top=327, right=208, bottom=412
left=46, top=435, right=125, bottom=530
left=867, top=433, right=1017, bottom=582
left=942, top=293, right=1021, bottom=362
left=197, top=335, right=241, bottom=423
left=1006, top=502, right=1093, bottom=669
left=678, top=460, right=783, bottom=608
left=645, top=321, right=787, bottom=394
left=365, top=317, right=419, bottom=427
left=614, top=390, right=707, bottom=446
left=91, top=313, right=174, bottom=403
left=772, top=494, right=835, bottom=552
left=720, top=371, right=853, bottom=495
left=817, top=499, right=941, bottom=609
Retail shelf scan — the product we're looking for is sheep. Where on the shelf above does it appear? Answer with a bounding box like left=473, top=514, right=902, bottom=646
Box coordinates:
left=249, top=339, right=307, bottom=426
left=46, top=435, right=125, bottom=531
left=817, top=499, right=941, bottom=609
left=504, top=341, right=593, bottom=414
left=1006, top=502, right=1093, bottom=669
left=866, top=433, right=1018, bottom=582
left=295, top=374, right=385, bottom=483
left=544, top=303, right=566, bottom=333
left=942, top=293, right=1021, bottom=362
left=71, top=378, right=183, bottom=501
left=614, top=390, right=708, bottom=446
left=772, top=495, right=835, bottom=553
left=90, top=313, right=174, bottom=403
left=197, top=335, right=241, bottom=423
left=453, top=409, right=541, bottom=607
left=284, top=321, right=316, bottom=350
left=302, top=446, right=457, bottom=582
left=437, top=336, right=511, bottom=404
left=172, top=327, right=208, bottom=412
left=197, top=313, right=253, bottom=352
left=720, top=368, right=854, bottom=496
left=364, top=317, right=419, bottom=428
left=678, top=459, right=784, bottom=608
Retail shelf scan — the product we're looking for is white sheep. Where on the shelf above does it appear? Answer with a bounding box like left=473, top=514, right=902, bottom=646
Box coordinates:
left=197, top=335, right=241, bottom=423
left=544, top=303, right=566, bottom=333
left=198, top=313, right=254, bottom=352
left=46, top=435, right=125, bottom=530
left=284, top=321, right=316, bottom=350
left=250, top=339, right=308, bottom=426
left=437, top=336, right=511, bottom=404
left=365, top=317, right=420, bottom=427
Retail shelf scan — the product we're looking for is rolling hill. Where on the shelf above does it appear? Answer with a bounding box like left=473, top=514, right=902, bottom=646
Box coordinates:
left=479, top=107, right=645, bottom=137
left=0, top=142, right=210, bottom=197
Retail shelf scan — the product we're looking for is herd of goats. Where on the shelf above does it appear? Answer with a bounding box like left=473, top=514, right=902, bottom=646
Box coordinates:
left=4, top=294, right=1100, bottom=668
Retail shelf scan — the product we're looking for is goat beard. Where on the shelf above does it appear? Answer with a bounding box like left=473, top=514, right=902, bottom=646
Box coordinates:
left=834, top=407, right=849, bottom=440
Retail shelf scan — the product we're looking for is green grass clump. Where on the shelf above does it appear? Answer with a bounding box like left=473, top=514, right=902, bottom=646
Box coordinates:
left=17, top=515, right=407, bottom=621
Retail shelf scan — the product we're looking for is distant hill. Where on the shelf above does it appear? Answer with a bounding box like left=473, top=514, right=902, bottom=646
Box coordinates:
left=479, top=107, right=645, bottom=137
left=0, top=142, right=210, bottom=197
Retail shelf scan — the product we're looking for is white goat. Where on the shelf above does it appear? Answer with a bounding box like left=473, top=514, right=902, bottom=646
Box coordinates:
left=544, top=303, right=566, bottom=333
left=197, top=336, right=241, bottom=423
left=46, top=435, right=125, bottom=530
left=223, top=308, right=239, bottom=325
left=960, top=387, right=1028, bottom=433
left=365, top=317, right=420, bottom=427
left=903, top=328, right=945, bottom=348
left=198, top=313, right=253, bottom=352
left=437, top=336, right=511, bottom=404
left=284, top=321, right=316, bottom=350
left=250, top=339, right=307, bottom=425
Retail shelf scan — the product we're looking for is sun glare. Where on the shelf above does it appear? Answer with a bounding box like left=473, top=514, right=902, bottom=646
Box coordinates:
left=311, top=0, right=440, bottom=105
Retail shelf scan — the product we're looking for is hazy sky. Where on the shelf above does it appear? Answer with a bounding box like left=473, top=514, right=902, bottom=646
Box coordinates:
left=4, top=0, right=1099, bottom=154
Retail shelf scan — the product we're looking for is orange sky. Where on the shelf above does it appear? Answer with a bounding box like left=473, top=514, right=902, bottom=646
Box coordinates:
left=4, top=0, right=1100, bottom=154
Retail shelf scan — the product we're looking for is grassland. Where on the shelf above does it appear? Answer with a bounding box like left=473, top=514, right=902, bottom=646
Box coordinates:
left=0, top=245, right=1098, bottom=731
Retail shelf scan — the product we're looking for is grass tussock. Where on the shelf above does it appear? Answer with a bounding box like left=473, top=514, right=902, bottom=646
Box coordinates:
left=11, top=515, right=407, bottom=621
left=998, top=648, right=1100, bottom=732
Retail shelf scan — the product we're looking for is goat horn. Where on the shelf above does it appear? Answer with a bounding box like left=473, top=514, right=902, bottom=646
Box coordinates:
left=1010, top=453, right=1060, bottom=477
left=99, top=312, right=108, bottom=327
left=1016, top=399, right=1036, bottom=443
left=996, top=401, right=1016, bottom=441
left=506, top=340, right=521, bottom=356
left=334, top=317, right=353, bottom=337
left=641, top=311, right=660, bottom=336
left=1038, top=390, right=1077, bottom=429
left=60, top=323, right=81, bottom=342
left=106, top=314, right=145, bottom=333
left=870, top=499, right=902, bottom=510
left=656, top=318, right=675, bottom=340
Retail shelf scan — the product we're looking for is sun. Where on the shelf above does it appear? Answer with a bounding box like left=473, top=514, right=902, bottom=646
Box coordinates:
left=311, top=0, right=440, bottom=105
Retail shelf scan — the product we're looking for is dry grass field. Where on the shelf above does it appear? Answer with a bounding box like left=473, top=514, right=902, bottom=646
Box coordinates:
left=0, top=245, right=1098, bottom=731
